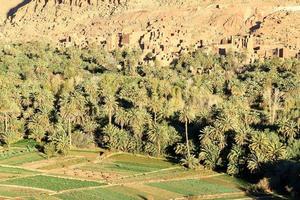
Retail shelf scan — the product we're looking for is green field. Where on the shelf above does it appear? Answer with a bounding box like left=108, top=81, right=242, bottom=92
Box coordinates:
left=80, top=153, right=176, bottom=176
left=1, top=175, right=105, bottom=191
left=148, top=179, right=240, bottom=196
left=0, top=145, right=249, bottom=200
left=55, top=186, right=145, bottom=200
left=0, top=185, right=51, bottom=198
left=0, top=152, right=45, bottom=165
left=0, top=166, right=37, bottom=175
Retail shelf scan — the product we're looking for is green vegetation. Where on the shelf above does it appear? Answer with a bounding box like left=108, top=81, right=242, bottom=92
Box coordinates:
left=2, top=175, right=104, bottom=191
left=11, top=139, right=38, bottom=148
left=56, top=186, right=146, bottom=200
left=148, top=179, right=239, bottom=196
left=80, top=153, right=175, bottom=175
left=0, top=166, right=37, bottom=175
left=0, top=42, right=299, bottom=198
left=39, top=157, right=87, bottom=170
left=117, top=167, right=213, bottom=183
left=0, top=186, right=50, bottom=198
left=0, top=152, right=45, bottom=165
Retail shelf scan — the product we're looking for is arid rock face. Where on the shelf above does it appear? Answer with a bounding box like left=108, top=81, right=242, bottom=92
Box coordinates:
left=1, top=0, right=300, bottom=64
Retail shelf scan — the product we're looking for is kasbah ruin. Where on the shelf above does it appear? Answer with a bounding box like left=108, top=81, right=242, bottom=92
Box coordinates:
left=1, top=0, right=300, bottom=65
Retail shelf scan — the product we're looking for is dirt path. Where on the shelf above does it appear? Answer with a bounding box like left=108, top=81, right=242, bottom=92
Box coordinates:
left=0, top=184, right=55, bottom=193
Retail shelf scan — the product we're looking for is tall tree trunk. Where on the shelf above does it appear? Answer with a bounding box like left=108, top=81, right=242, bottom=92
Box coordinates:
left=4, top=113, right=8, bottom=133
left=271, top=89, right=279, bottom=124
left=185, top=117, right=190, bottom=158
left=157, top=139, right=161, bottom=157
left=109, top=109, right=112, bottom=125
left=68, top=118, right=72, bottom=147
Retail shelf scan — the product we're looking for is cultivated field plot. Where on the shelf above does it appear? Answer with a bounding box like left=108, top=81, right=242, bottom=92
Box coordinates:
left=0, top=185, right=51, bottom=198
left=0, top=166, right=37, bottom=180
left=147, top=178, right=240, bottom=196
left=0, top=144, right=249, bottom=200
left=116, top=167, right=215, bottom=184
left=37, top=157, right=88, bottom=170
left=0, top=152, right=45, bottom=166
left=79, top=153, right=176, bottom=176
left=55, top=185, right=146, bottom=200
left=1, top=175, right=105, bottom=191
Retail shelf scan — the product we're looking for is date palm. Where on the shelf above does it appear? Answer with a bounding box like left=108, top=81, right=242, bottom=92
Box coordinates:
left=179, top=105, right=196, bottom=158
left=147, top=123, right=176, bottom=157
left=60, top=91, right=86, bottom=146
left=199, top=143, right=222, bottom=170
left=49, top=125, right=70, bottom=156
left=0, top=91, right=20, bottom=134
left=278, top=118, right=298, bottom=140
left=115, top=108, right=130, bottom=130
left=128, top=108, right=151, bottom=139
left=102, top=95, right=118, bottom=125
left=27, top=113, right=51, bottom=143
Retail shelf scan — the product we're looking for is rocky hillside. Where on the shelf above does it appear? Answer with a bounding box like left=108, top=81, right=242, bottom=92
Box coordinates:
left=0, top=0, right=299, bottom=64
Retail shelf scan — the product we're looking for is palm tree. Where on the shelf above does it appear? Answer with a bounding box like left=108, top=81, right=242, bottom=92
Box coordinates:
left=115, top=108, right=129, bottom=130
left=60, top=92, right=86, bottom=146
left=0, top=90, right=20, bottom=135
left=49, top=126, right=70, bottom=156
left=178, top=79, right=201, bottom=158
left=128, top=108, right=151, bottom=139
left=179, top=105, right=196, bottom=158
left=102, top=95, right=118, bottom=125
left=27, top=113, right=51, bottom=143
left=147, top=123, right=177, bottom=157
left=227, top=145, right=245, bottom=175
left=200, top=126, right=227, bottom=149
left=199, top=143, right=222, bottom=170
left=181, top=155, right=199, bottom=169
left=278, top=118, right=298, bottom=140
left=263, top=85, right=282, bottom=124
left=248, top=130, right=287, bottom=172
left=102, top=124, right=130, bottom=151
left=33, top=89, right=54, bottom=113
left=234, top=125, right=253, bottom=146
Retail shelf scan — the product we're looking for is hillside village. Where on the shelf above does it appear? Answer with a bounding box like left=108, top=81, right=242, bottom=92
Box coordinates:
left=0, top=0, right=299, bottom=65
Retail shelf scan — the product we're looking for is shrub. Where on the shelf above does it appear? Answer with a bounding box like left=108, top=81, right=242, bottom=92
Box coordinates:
left=44, top=143, right=57, bottom=159
left=71, top=131, right=94, bottom=148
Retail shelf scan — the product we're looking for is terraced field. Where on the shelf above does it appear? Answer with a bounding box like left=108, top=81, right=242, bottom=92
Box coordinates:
left=0, top=140, right=253, bottom=200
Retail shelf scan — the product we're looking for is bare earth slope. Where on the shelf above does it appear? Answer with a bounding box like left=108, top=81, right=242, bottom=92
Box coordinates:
left=0, top=0, right=299, bottom=64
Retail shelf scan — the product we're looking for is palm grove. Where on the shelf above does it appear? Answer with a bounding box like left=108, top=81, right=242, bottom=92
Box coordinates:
left=0, top=42, right=299, bottom=196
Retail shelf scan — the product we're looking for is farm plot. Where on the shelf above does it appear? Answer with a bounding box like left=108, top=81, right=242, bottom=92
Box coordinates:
left=1, top=175, right=105, bottom=191
left=79, top=153, right=176, bottom=177
left=205, top=174, right=250, bottom=189
left=55, top=185, right=146, bottom=200
left=116, top=167, right=215, bottom=184
left=69, top=149, right=102, bottom=159
left=38, top=157, right=88, bottom=170
left=0, top=166, right=38, bottom=180
left=147, top=178, right=241, bottom=196
left=0, top=185, right=51, bottom=198
left=0, top=152, right=45, bottom=166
